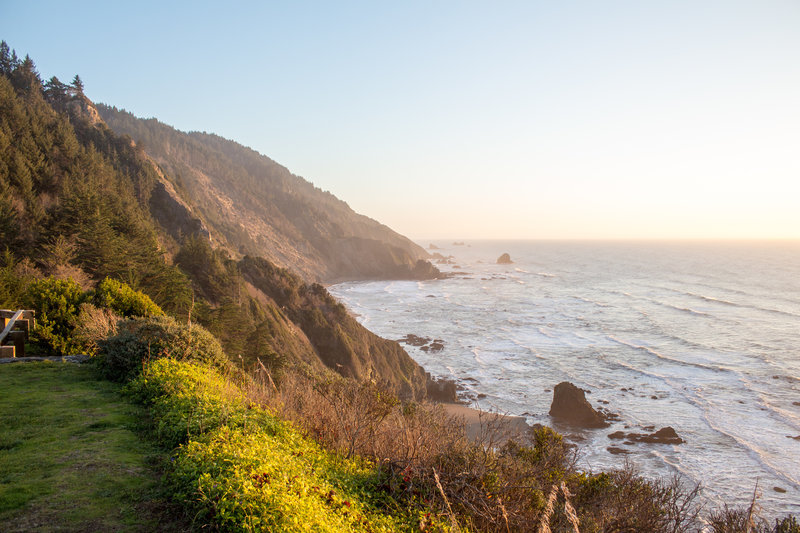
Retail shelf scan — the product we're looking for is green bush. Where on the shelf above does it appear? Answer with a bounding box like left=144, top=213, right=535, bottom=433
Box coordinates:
left=99, top=315, right=230, bottom=382
left=23, top=276, right=87, bottom=355
left=94, top=277, right=163, bottom=318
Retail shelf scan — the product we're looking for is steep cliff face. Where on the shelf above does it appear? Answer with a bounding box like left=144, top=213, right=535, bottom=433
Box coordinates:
left=146, top=161, right=212, bottom=244
left=239, top=256, right=431, bottom=399
left=95, top=105, right=439, bottom=283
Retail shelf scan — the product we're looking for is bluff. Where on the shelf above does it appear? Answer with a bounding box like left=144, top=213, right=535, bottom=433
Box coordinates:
left=0, top=43, right=437, bottom=400
left=95, top=105, right=438, bottom=283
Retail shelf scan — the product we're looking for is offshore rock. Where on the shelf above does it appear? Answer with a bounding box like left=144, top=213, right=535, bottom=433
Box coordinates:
left=549, top=382, right=609, bottom=428
left=608, top=426, right=685, bottom=445
left=496, top=253, right=513, bottom=264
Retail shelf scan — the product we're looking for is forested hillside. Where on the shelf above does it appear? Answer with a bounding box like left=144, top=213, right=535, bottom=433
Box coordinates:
left=0, top=42, right=442, bottom=400
left=97, top=104, right=439, bottom=282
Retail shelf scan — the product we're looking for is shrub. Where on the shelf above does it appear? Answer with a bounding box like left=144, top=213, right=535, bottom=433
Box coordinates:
left=99, top=315, right=230, bottom=382
left=72, top=303, right=120, bottom=356
left=23, top=276, right=87, bottom=355
left=709, top=502, right=800, bottom=533
left=94, top=277, right=163, bottom=318
left=129, top=359, right=446, bottom=532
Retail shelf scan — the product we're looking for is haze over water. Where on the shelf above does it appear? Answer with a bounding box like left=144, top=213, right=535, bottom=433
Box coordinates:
left=330, top=240, right=800, bottom=518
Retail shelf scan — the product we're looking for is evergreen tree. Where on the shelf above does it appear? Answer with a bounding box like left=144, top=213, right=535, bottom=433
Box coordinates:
left=11, top=55, right=41, bottom=95
left=0, top=41, right=12, bottom=76
left=44, top=76, right=69, bottom=106
left=71, top=74, right=83, bottom=94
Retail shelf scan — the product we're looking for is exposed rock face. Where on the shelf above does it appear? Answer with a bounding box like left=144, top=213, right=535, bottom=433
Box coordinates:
left=497, top=253, right=513, bottom=264
left=67, top=95, right=105, bottom=126
left=148, top=178, right=211, bottom=243
left=608, top=427, right=685, bottom=445
left=607, top=446, right=629, bottom=455
left=426, top=374, right=458, bottom=403
left=240, top=256, right=431, bottom=400
left=549, top=382, right=609, bottom=428
left=323, top=239, right=442, bottom=282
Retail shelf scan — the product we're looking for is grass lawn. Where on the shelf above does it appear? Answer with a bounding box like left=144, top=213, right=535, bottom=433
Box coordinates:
left=0, top=361, right=188, bottom=532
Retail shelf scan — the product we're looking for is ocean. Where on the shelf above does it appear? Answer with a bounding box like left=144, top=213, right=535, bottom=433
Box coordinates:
left=329, top=240, right=800, bottom=518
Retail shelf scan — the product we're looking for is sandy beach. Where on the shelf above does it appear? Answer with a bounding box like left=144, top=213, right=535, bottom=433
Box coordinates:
left=441, top=403, right=532, bottom=443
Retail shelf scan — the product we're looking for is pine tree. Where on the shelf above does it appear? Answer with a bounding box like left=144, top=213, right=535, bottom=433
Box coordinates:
left=71, top=74, right=84, bottom=94
left=10, top=55, right=41, bottom=95
left=44, top=76, right=69, bottom=106
left=0, top=41, right=12, bottom=76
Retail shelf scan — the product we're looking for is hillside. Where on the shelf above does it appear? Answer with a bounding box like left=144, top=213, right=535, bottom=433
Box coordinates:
left=0, top=43, right=445, bottom=401
left=96, top=105, right=439, bottom=283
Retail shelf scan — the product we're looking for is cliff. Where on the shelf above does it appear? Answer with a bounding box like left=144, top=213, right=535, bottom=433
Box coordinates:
left=95, top=105, right=439, bottom=283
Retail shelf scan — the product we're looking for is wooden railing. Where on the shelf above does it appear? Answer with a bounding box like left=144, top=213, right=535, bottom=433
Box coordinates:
left=0, top=309, right=35, bottom=358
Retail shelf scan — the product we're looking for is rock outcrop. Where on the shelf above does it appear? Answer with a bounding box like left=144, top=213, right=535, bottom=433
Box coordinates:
left=608, top=427, right=685, bottom=445
left=426, top=374, right=458, bottom=403
left=397, top=334, right=446, bottom=353
left=496, top=253, right=513, bottom=264
left=549, top=382, right=609, bottom=428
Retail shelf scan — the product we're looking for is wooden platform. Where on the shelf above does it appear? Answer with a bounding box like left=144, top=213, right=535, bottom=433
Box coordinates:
left=0, top=309, right=36, bottom=358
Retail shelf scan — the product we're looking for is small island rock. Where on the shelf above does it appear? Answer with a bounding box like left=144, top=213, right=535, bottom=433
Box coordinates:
left=549, top=381, right=609, bottom=428
left=608, top=426, right=685, bottom=445
left=641, top=427, right=684, bottom=444
left=497, top=253, right=513, bottom=264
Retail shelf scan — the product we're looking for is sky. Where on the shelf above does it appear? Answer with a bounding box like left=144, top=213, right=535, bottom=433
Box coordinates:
left=2, top=1, right=799, bottom=240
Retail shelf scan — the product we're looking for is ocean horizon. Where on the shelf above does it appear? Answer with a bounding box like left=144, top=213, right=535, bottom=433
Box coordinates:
left=331, top=239, right=800, bottom=518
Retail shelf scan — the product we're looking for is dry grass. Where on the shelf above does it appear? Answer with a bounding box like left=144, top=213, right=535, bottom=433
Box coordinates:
left=243, top=363, right=706, bottom=532
left=74, top=303, right=120, bottom=355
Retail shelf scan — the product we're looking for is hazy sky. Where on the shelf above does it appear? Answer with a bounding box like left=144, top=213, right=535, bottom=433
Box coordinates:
left=2, top=1, right=799, bottom=240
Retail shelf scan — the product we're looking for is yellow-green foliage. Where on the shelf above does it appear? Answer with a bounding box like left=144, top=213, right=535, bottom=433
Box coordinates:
left=125, top=358, right=271, bottom=448
left=129, top=359, right=448, bottom=532
left=23, top=276, right=86, bottom=355
left=94, top=277, right=163, bottom=318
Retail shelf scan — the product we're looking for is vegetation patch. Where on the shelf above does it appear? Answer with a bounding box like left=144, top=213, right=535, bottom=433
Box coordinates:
left=0, top=362, right=186, bottom=532
left=99, top=315, right=232, bottom=382
left=128, top=359, right=446, bottom=532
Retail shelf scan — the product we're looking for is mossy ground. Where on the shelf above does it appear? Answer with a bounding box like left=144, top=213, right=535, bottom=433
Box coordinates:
left=0, top=362, right=187, bottom=532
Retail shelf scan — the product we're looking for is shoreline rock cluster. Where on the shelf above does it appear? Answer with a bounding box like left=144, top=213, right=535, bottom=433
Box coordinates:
left=396, top=333, right=445, bottom=353
left=548, top=381, right=685, bottom=455
left=608, top=426, right=685, bottom=445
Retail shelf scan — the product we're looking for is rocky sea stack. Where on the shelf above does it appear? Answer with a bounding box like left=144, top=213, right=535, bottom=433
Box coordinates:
left=549, top=381, right=610, bottom=428
left=496, top=253, right=513, bottom=264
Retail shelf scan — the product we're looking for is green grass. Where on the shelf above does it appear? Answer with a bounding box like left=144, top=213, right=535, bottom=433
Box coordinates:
left=0, top=362, right=187, bottom=532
